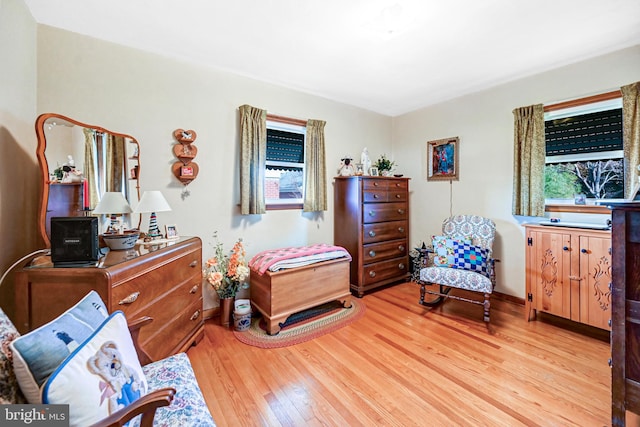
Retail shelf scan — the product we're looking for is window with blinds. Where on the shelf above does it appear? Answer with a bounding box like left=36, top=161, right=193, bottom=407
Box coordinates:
left=544, top=98, right=623, bottom=201
left=265, top=121, right=306, bottom=207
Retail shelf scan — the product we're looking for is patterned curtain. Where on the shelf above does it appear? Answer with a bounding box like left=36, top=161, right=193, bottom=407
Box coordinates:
left=239, top=104, right=267, bottom=215
left=106, top=134, right=126, bottom=196
left=622, top=82, right=640, bottom=197
left=303, top=119, right=327, bottom=212
left=83, top=128, right=99, bottom=210
left=512, top=104, right=545, bottom=217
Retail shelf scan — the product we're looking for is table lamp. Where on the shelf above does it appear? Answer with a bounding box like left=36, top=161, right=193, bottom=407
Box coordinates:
left=92, top=192, right=133, bottom=233
left=134, top=190, right=172, bottom=239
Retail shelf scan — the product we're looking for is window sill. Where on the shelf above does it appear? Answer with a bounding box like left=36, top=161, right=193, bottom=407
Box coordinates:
left=266, top=203, right=303, bottom=211
left=545, top=203, right=611, bottom=214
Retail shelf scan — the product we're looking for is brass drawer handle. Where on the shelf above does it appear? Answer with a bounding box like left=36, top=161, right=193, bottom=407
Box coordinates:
left=398, top=227, right=405, bottom=233
left=119, top=291, right=140, bottom=305
left=190, top=310, right=201, bottom=321
left=398, top=245, right=405, bottom=252
left=369, top=231, right=376, bottom=237
left=369, top=250, right=376, bottom=257
left=398, top=209, right=405, bottom=214
left=373, top=194, right=379, bottom=199
left=395, top=194, right=401, bottom=198
left=398, top=263, right=406, bottom=270
left=373, top=182, right=379, bottom=186
left=369, top=271, right=376, bottom=277
left=189, top=260, right=198, bottom=268
left=190, top=285, right=199, bottom=294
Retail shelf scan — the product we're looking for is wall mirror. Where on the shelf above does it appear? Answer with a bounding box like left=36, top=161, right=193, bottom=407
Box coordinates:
left=36, top=113, right=141, bottom=247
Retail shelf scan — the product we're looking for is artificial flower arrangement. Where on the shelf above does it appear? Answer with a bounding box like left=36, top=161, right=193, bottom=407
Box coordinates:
left=203, top=233, right=250, bottom=299
left=374, top=154, right=396, bottom=174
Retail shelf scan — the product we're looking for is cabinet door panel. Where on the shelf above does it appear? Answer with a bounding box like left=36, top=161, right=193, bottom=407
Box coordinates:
left=579, top=236, right=612, bottom=330
left=532, top=231, right=571, bottom=318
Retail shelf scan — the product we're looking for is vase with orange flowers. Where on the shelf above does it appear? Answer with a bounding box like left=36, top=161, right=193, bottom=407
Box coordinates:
left=204, top=233, right=250, bottom=326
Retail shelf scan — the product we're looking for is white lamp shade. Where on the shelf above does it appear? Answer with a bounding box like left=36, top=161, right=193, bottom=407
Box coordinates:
left=92, top=192, right=133, bottom=214
left=134, top=190, right=172, bottom=213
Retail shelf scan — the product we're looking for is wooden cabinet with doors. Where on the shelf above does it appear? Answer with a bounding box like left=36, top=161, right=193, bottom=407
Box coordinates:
left=524, top=224, right=611, bottom=330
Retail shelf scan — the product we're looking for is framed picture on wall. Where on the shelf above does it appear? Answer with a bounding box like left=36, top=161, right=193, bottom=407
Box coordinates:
left=427, top=137, right=459, bottom=181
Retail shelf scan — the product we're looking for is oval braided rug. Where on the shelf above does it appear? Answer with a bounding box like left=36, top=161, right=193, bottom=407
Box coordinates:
left=233, top=299, right=365, bottom=348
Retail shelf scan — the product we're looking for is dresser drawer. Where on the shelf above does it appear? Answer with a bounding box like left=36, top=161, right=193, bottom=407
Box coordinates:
left=363, top=178, right=390, bottom=191
left=363, top=178, right=407, bottom=190
left=363, top=202, right=408, bottom=223
left=363, top=257, right=409, bottom=285
left=363, top=239, right=408, bottom=264
left=388, top=190, right=407, bottom=202
left=140, top=296, right=203, bottom=360
left=363, top=189, right=388, bottom=202
left=363, top=220, right=408, bottom=244
left=112, top=256, right=201, bottom=318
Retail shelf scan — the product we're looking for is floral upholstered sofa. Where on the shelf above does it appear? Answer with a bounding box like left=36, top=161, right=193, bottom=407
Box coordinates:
left=0, top=302, right=215, bottom=427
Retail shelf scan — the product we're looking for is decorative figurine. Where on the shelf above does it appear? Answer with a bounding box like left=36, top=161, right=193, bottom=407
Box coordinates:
left=337, top=156, right=355, bottom=176
left=360, top=148, right=371, bottom=176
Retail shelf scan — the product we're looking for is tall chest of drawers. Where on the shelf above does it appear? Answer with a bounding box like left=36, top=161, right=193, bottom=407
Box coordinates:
left=15, top=237, right=204, bottom=362
left=334, top=176, right=410, bottom=297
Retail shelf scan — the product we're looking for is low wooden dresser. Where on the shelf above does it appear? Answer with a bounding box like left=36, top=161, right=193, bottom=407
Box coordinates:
left=334, top=176, right=410, bottom=297
left=15, top=236, right=204, bottom=362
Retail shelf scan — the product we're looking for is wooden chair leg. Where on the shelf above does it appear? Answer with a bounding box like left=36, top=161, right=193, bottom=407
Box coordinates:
left=418, top=282, right=449, bottom=307
left=483, top=293, right=491, bottom=323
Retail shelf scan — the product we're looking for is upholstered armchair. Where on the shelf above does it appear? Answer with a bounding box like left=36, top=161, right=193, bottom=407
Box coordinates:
left=417, top=215, right=496, bottom=323
left=0, top=291, right=215, bottom=427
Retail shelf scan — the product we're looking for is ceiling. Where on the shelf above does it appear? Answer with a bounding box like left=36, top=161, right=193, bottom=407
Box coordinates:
left=23, top=0, right=640, bottom=116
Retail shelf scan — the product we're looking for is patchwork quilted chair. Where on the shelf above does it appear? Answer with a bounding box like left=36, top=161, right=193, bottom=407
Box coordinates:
left=417, top=215, right=497, bottom=323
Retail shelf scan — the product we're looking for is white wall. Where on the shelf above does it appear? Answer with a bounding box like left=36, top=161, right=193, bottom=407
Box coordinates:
left=0, top=0, right=38, bottom=319
left=393, top=45, right=640, bottom=298
left=36, top=25, right=393, bottom=308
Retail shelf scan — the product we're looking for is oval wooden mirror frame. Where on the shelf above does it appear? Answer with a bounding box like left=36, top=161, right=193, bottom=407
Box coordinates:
left=35, top=113, right=141, bottom=247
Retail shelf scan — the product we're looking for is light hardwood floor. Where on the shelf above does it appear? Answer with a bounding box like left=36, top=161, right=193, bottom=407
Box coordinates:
left=187, top=281, right=614, bottom=427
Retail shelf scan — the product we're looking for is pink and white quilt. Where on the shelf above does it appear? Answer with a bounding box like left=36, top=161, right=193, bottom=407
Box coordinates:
left=249, top=244, right=351, bottom=275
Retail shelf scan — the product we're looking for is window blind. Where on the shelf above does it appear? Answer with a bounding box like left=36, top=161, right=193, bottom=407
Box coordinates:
left=266, top=129, right=304, bottom=167
left=545, top=108, right=622, bottom=156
